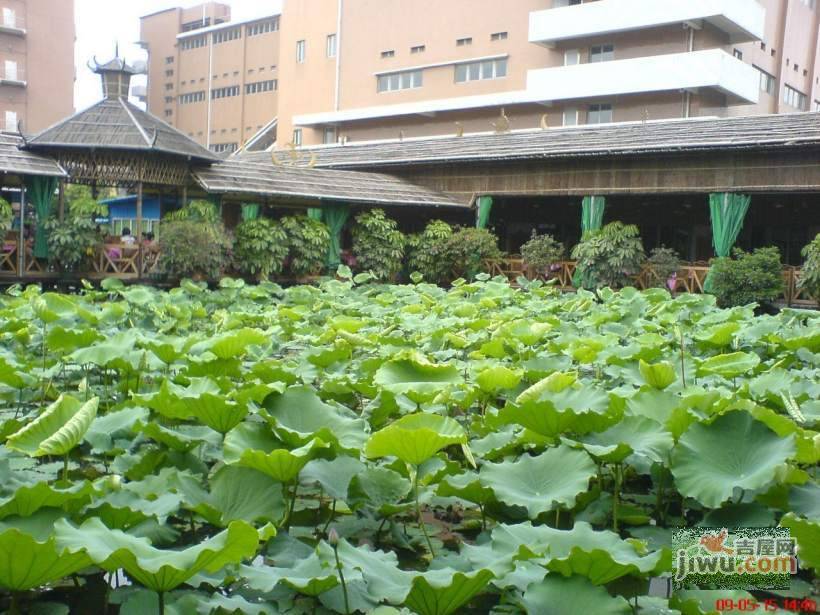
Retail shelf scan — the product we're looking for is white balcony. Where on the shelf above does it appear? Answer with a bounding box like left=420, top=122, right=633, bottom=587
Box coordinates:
left=525, top=49, right=759, bottom=104
left=0, top=64, right=25, bottom=87
left=530, top=0, right=765, bottom=46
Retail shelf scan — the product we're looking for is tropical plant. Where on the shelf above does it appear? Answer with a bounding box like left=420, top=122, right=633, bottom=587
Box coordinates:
left=351, top=209, right=405, bottom=281
left=521, top=230, right=565, bottom=275
left=798, top=233, right=820, bottom=302
left=163, top=199, right=221, bottom=224
left=233, top=217, right=288, bottom=280
left=647, top=246, right=681, bottom=289
left=440, top=226, right=503, bottom=280
left=709, top=246, right=784, bottom=308
left=571, top=221, right=645, bottom=289
left=0, top=197, right=12, bottom=233
left=405, top=220, right=453, bottom=283
left=159, top=218, right=232, bottom=280
left=280, top=215, right=331, bottom=277
left=43, top=195, right=107, bottom=272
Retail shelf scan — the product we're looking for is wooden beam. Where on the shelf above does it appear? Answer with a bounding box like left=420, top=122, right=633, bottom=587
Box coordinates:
left=136, top=181, right=143, bottom=279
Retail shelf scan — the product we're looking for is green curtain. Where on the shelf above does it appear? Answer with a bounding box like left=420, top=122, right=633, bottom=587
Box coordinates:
left=26, top=176, right=58, bottom=260
left=476, top=196, right=493, bottom=229
left=581, top=195, right=606, bottom=235
left=323, top=204, right=350, bottom=269
left=704, top=192, right=751, bottom=293
left=307, top=208, right=323, bottom=221
left=241, top=203, right=260, bottom=221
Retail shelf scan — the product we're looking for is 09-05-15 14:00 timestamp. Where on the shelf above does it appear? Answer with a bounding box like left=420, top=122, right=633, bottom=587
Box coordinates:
left=715, top=598, right=818, bottom=612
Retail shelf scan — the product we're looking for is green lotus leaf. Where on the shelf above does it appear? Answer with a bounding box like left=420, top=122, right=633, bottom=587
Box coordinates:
left=55, top=517, right=260, bottom=592
left=300, top=456, right=366, bottom=500
left=403, top=568, right=494, bottom=615
left=137, top=378, right=223, bottom=420
left=696, top=351, right=760, bottom=379
left=67, top=331, right=141, bottom=369
left=780, top=513, right=820, bottom=571
left=515, top=371, right=577, bottom=404
left=348, top=466, right=413, bottom=515
left=498, top=387, right=616, bottom=438
left=671, top=411, right=795, bottom=508
left=181, top=393, right=248, bottom=434
left=788, top=483, right=820, bottom=520
left=262, top=385, right=367, bottom=451
left=520, top=574, right=632, bottom=615
left=136, top=421, right=221, bottom=452
left=437, top=471, right=495, bottom=505
left=85, top=406, right=150, bottom=453
left=6, top=395, right=99, bottom=457
left=190, top=328, right=268, bottom=360
left=580, top=416, right=674, bottom=471
left=374, top=354, right=463, bottom=403
left=475, top=365, right=523, bottom=393
left=479, top=446, right=596, bottom=518
left=694, top=322, right=740, bottom=348
left=84, top=491, right=182, bottom=530
left=0, top=477, right=97, bottom=519
left=194, top=465, right=286, bottom=527
left=697, top=503, right=775, bottom=528
left=0, top=357, right=35, bottom=389
left=639, top=360, right=677, bottom=390
left=365, top=413, right=467, bottom=466
left=241, top=555, right=339, bottom=596
left=46, top=325, right=103, bottom=353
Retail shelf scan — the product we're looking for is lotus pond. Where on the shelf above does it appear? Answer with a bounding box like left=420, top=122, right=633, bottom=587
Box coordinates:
left=0, top=274, right=818, bottom=615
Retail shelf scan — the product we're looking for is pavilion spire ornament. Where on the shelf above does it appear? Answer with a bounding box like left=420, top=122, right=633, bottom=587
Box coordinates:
left=88, top=47, right=140, bottom=100
left=271, top=143, right=317, bottom=168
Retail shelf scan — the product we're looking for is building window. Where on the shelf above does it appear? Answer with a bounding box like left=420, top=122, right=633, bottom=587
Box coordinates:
left=165, top=69, right=174, bottom=77
left=411, top=45, right=426, bottom=54
left=245, top=79, right=277, bottom=94
left=209, top=142, right=238, bottom=153
left=293, top=128, right=302, bottom=146
left=164, top=83, right=173, bottom=91
left=181, top=17, right=211, bottom=32
left=563, top=108, right=578, bottom=126
left=377, top=69, right=423, bottom=92
left=180, top=36, right=208, bottom=51
left=2, top=8, right=15, bottom=28
left=755, top=66, right=776, bottom=94
left=456, top=37, right=472, bottom=46
left=247, top=17, right=279, bottom=36
left=179, top=91, right=205, bottom=104
left=164, top=96, right=174, bottom=103
left=4, top=110, right=16, bottom=130
left=323, top=127, right=336, bottom=144
left=455, top=58, right=507, bottom=82
left=587, top=103, right=613, bottom=124
left=297, top=40, right=306, bottom=63
left=733, top=48, right=743, bottom=60
left=760, top=42, right=766, bottom=51
left=589, top=44, right=614, bottom=62
left=165, top=56, right=175, bottom=64
left=814, top=100, right=820, bottom=112
left=3, top=60, right=17, bottom=81
left=491, top=31, right=508, bottom=41
left=211, top=85, right=240, bottom=99
left=564, top=49, right=580, bottom=66
left=164, top=109, right=173, bottom=117
left=213, top=28, right=241, bottom=44
left=799, top=0, right=816, bottom=7
left=381, top=49, right=395, bottom=58
left=327, top=33, right=337, bottom=58
left=783, top=84, right=808, bottom=110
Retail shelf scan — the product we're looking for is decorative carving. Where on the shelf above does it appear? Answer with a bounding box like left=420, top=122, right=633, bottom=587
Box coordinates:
left=492, top=108, right=510, bottom=133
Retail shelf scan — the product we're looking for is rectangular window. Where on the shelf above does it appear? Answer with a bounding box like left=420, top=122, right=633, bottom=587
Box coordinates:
left=211, top=85, right=240, bottom=100
left=587, top=103, right=613, bottom=124
left=783, top=84, right=808, bottom=109
left=180, top=36, right=207, bottom=51
left=165, top=56, right=175, bottom=64
left=491, top=31, right=508, bottom=41
left=213, top=28, right=241, bottom=44
left=245, top=79, right=277, bottom=94
left=246, top=17, right=279, bottom=36
left=733, top=48, right=743, bottom=60
left=4, top=60, right=17, bottom=81
left=209, top=142, right=238, bottom=153
left=323, top=127, right=336, bottom=144
left=165, top=69, right=174, bottom=77
left=327, top=33, right=337, bottom=58
left=164, top=83, right=173, bottom=91
left=589, top=44, right=614, bottom=62
left=297, top=40, right=306, bottom=63
left=563, top=108, right=578, bottom=126
left=164, top=96, right=174, bottom=103
left=411, top=45, right=426, bottom=54
left=164, top=109, right=173, bottom=117
left=381, top=49, right=395, bottom=58
left=815, top=100, right=820, bottom=112
left=2, top=8, right=15, bottom=27
left=181, top=17, right=210, bottom=32
left=454, top=58, right=507, bottom=83
left=564, top=49, right=580, bottom=66
left=456, top=37, right=472, bottom=46
left=377, top=69, right=423, bottom=92
left=4, top=110, right=16, bottom=130
left=799, top=0, right=816, bottom=7
left=293, top=128, right=302, bottom=146
left=179, top=91, right=205, bottom=104
left=755, top=66, right=776, bottom=94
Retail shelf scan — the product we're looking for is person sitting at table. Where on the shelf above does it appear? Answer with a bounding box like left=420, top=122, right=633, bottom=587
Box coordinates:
left=121, top=228, right=136, bottom=245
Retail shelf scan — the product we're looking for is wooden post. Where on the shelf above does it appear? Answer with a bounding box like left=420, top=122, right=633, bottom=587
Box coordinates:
left=136, top=181, right=143, bottom=279
left=181, top=183, right=188, bottom=209
left=18, top=184, right=25, bottom=276
left=57, top=181, right=65, bottom=222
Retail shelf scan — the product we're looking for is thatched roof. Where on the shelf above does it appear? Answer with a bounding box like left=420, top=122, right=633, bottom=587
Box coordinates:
left=0, top=133, right=66, bottom=178
left=237, top=112, right=820, bottom=170
left=192, top=156, right=468, bottom=209
left=24, top=98, right=219, bottom=163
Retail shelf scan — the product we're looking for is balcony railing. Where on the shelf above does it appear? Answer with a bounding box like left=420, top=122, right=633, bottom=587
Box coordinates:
left=0, top=12, right=25, bottom=35
left=0, top=65, right=25, bottom=85
left=529, top=0, right=765, bottom=46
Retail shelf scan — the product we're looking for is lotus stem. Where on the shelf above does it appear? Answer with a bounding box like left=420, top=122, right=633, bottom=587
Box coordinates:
left=63, top=454, right=69, bottom=483
left=612, top=463, right=623, bottom=532
left=331, top=536, right=350, bottom=615
left=322, top=499, right=337, bottom=534
left=678, top=327, right=687, bottom=388
left=413, top=470, right=435, bottom=556
left=158, top=591, right=165, bottom=615
left=284, top=482, right=298, bottom=531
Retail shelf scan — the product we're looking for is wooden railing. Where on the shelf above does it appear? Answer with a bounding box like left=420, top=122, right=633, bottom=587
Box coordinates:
left=485, top=257, right=817, bottom=307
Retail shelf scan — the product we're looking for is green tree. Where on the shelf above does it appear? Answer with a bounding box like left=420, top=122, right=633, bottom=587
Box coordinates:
left=571, top=222, right=645, bottom=289
left=709, top=246, right=784, bottom=308
left=351, top=209, right=405, bottom=282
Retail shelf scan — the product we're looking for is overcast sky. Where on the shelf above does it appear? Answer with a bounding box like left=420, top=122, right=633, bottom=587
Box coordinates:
left=74, top=0, right=283, bottom=110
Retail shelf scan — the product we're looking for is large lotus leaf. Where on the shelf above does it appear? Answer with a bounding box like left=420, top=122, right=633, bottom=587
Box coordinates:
left=0, top=478, right=97, bottom=519
left=46, top=325, right=103, bottom=353
left=780, top=513, right=820, bottom=571
left=365, top=413, right=467, bottom=465
left=300, top=457, right=366, bottom=500
left=55, top=517, right=260, bottom=592
left=224, top=424, right=328, bottom=483
left=137, top=378, right=222, bottom=420
left=373, top=354, right=464, bottom=403
left=671, top=411, right=795, bottom=508
left=520, top=574, right=632, bottom=615
left=67, top=331, right=142, bottom=369
left=84, top=491, right=183, bottom=530
left=437, top=471, right=495, bottom=505
left=240, top=555, right=339, bottom=596
left=262, top=386, right=367, bottom=450
left=136, top=421, right=221, bottom=452
left=475, top=366, right=523, bottom=394
left=348, top=466, right=413, bottom=515
left=696, top=351, right=760, bottom=379
left=515, top=371, right=577, bottom=404
left=788, top=483, right=820, bottom=520
left=697, top=503, right=775, bottom=528
left=0, top=357, right=36, bottom=389
left=694, top=322, right=740, bottom=348
left=497, top=387, right=617, bottom=438
left=190, top=327, right=268, bottom=360
left=580, top=416, right=674, bottom=470
left=195, top=466, right=286, bottom=527
left=403, top=568, right=494, bottom=615
left=639, top=360, right=677, bottom=390
left=181, top=393, right=248, bottom=434
left=85, top=406, right=150, bottom=453
left=6, top=395, right=99, bottom=457
left=479, top=447, right=596, bottom=518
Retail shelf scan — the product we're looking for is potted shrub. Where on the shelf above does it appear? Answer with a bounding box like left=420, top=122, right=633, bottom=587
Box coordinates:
left=233, top=217, right=288, bottom=281
left=570, top=222, right=645, bottom=290
left=0, top=197, right=11, bottom=233
left=709, top=246, right=784, bottom=309
left=405, top=220, right=453, bottom=284
left=280, top=215, right=331, bottom=280
left=43, top=196, right=107, bottom=273
left=351, top=209, right=405, bottom=282
left=440, top=226, right=503, bottom=281
left=647, top=246, right=681, bottom=291
left=159, top=202, right=232, bottom=281
left=521, top=231, right=565, bottom=279
left=798, top=233, right=820, bottom=305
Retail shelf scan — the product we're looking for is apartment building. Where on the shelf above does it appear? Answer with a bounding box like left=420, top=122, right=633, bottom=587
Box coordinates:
left=139, top=2, right=280, bottom=154
left=277, top=0, right=820, bottom=148
left=0, top=0, right=75, bottom=134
